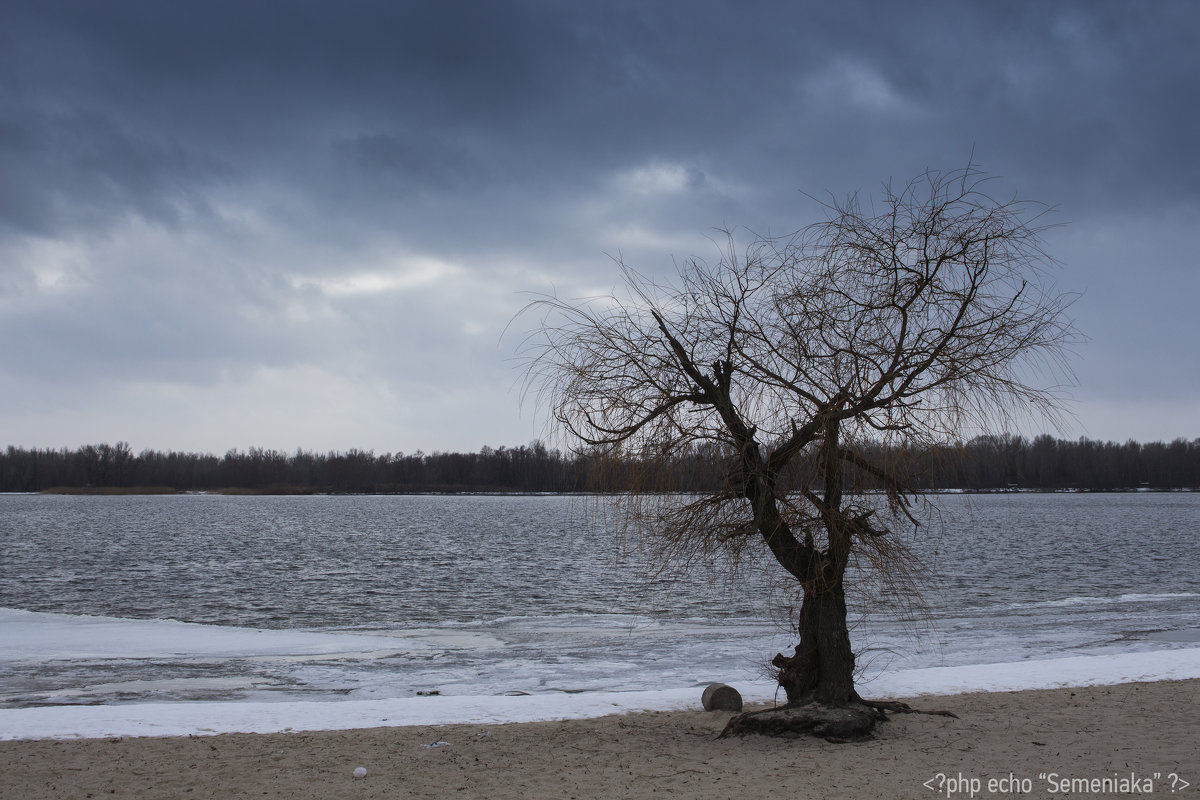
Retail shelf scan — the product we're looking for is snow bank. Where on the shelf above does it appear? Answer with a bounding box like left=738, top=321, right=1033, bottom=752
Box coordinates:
left=0, top=607, right=429, bottom=662
left=4, top=647, right=1198, bottom=741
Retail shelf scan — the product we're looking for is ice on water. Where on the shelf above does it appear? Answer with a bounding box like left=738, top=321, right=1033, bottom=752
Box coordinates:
left=3, top=607, right=1200, bottom=740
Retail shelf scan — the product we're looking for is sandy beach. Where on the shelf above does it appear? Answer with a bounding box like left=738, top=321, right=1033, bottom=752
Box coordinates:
left=1, top=679, right=1195, bottom=799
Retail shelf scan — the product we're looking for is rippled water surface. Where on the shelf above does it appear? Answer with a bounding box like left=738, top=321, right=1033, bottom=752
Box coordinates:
left=1, top=494, right=770, bottom=625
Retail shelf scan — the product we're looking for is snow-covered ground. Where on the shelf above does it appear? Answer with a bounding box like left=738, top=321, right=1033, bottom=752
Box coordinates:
left=3, top=606, right=1198, bottom=741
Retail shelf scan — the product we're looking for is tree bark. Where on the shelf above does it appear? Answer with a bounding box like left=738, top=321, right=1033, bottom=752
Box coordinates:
left=730, top=575, right=878, bottom=742
left=775, top=581, right=856, bottom=706
left=773, top=417, right=858, bottom=707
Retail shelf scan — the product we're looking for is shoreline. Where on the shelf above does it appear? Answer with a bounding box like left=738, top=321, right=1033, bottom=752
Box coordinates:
left=1, top=679, right=1195, bottom=799
left=6, top=645, right=1199, bottom=742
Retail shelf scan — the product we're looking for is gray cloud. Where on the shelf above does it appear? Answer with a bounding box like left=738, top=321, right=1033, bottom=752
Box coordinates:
left=2, top=0, right=1198, bottom=450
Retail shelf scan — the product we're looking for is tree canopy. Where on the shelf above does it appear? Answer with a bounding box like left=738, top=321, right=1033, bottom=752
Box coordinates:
left=521, top=165, right=1078, bottom=738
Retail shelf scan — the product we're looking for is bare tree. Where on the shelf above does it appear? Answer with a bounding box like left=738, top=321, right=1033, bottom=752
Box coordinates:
left=520, top=165, right=1075, bottom=739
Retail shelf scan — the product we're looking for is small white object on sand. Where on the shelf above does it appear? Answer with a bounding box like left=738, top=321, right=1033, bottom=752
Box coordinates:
left=352, top=766, right=367, bottom=778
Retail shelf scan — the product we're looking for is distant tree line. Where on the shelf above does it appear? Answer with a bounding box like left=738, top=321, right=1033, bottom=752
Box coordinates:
left=914, top=434, right=1200, bottom=491
left=1, top=435, right=1198, bottom=494
left=0, top=441, right=583, bottom=493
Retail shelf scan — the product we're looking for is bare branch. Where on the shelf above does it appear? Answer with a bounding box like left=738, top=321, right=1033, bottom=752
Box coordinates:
left=513, top=163, right=1077, bottom=714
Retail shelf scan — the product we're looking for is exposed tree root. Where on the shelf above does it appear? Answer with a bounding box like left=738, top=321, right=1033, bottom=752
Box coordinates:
left=858, top=698, right=959, bottom=718
left=718, top=702, right=883, bottom=742
left=718, top=699, right=957, bottom=742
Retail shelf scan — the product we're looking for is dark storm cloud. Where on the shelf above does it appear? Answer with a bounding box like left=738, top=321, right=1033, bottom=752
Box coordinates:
left=1, top=0, right=1197, bottom=448
left=7, top=0, right=1198, bottom=230
left=0, top=108, right=230, bottom=235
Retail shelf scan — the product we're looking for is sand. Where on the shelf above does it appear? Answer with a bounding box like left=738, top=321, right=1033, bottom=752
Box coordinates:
left=1, top=680, right=1196, bottom=799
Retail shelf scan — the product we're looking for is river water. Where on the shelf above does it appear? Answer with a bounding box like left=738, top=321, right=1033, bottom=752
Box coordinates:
left=1, top=492, right=1197, bottom=707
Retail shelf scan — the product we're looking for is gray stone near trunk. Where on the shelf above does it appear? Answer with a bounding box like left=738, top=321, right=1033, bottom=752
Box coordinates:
left=701, top=682, right=743, bottom=712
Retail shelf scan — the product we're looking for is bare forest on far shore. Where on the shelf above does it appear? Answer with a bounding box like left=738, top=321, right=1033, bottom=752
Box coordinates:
left=2, top=435, right=1198, bottom=495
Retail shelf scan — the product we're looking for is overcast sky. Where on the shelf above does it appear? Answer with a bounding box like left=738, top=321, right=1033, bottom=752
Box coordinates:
left=2, top=0, right=1197, bottom=454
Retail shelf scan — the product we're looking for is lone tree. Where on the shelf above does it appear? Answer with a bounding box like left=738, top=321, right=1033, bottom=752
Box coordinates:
left=521, top=165, right=1075, bottom=739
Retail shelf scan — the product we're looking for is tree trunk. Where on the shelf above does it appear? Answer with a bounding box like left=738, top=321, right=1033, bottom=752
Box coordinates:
left=731, top=419, right=874, bottom=738
left=727, top=572, right=879, bottom=742
left=775, top=581, right=856, bottom=706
